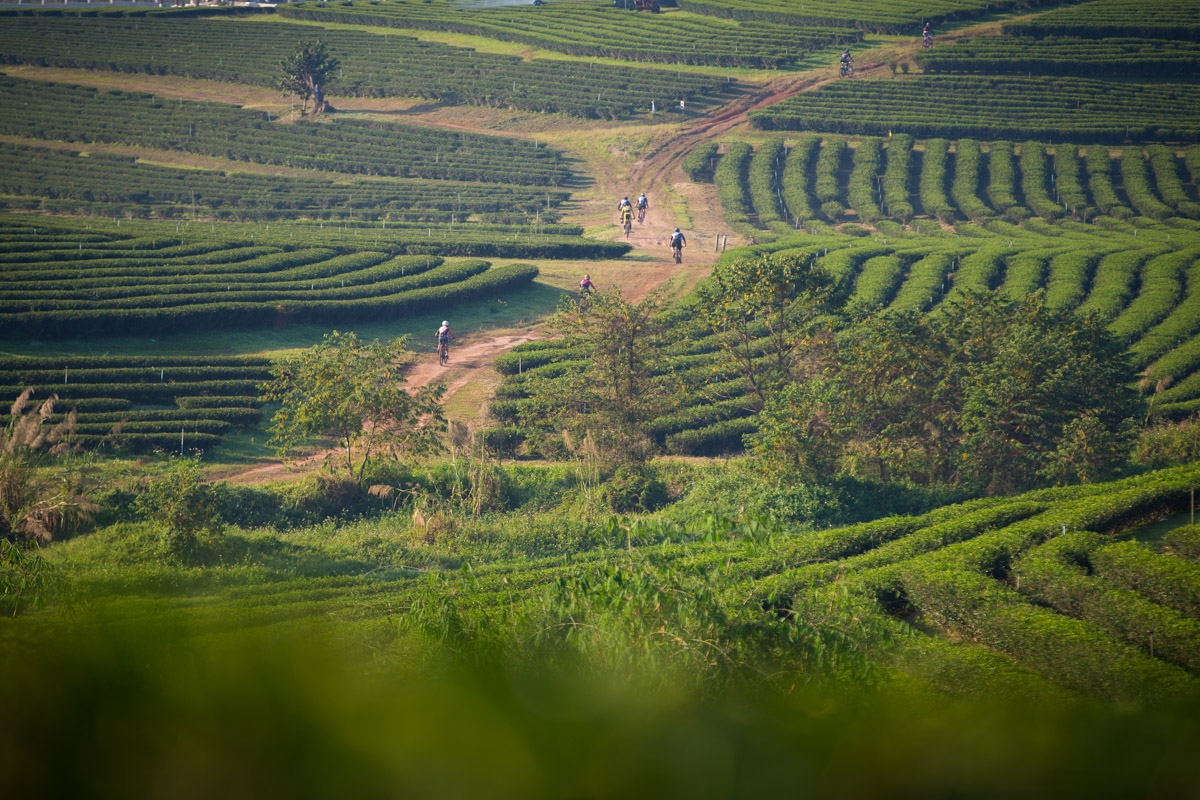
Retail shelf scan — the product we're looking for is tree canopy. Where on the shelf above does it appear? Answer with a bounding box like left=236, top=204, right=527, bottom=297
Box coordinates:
left=751, top=291, right=1142, bottom=493
left=277, top=39, right=338, bottom=115
left=263, top=331, right=444, bottom=480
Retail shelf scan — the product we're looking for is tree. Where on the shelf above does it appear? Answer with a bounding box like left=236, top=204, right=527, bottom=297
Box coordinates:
left=750, top=292, right=1142, bottom=494
left=696, top=252, right=837, bottom=407
left=533, top=291, right=664, bottom=465
left=277, top=39, right=339, bottom=115
left=263, top=331, right=445, bottom=480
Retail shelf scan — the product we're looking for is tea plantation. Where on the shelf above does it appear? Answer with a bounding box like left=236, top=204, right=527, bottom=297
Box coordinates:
left=5, top=0, right=1200, bottom=793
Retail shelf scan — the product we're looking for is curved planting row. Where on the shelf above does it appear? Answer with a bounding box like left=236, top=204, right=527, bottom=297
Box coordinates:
left=0, top=213, right=629, bottom=261
left=0, top=218, right=542, bottom=337
left=690, top=137, right=1200, bottom=230
left=0, top=76, right=570, bottom=185
left=0, top=355, right=275, bottom=453
left=0, top=142, right=569, bottom=223
left=279, top=0, right=859, bottom=70
left=749, top=77, right=1200, bottom=143
left=0, top=16, right=734, bottom=120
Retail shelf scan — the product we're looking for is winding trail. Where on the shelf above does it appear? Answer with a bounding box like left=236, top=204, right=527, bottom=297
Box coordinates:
left=213, top=61, right=898, bottom=484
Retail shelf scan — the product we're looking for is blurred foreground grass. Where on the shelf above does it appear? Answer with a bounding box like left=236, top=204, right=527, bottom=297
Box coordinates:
left=2, top=609, right=1199, bottom=799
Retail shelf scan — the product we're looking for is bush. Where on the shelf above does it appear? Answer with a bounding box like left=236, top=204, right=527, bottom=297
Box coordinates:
left=600, top=464, right=668, bottom=513
left=134, top=458, right=222, bottom=559
left=682, top=142, right=719, bottom=183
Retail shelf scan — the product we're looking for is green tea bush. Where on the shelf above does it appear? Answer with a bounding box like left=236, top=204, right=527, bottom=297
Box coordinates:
left=919, top=139, right=955, bottom=223
left=950, top=139, right=993, bottom=221
left=881, top=134, right=915, bottom=223
left=1092, top=540, right=1200, bottom=616
left=781, top=135, right=820, bottom=224
left=1121, top=148, right=1174, bottom=220
left=682, top=143, right=719, bottom=183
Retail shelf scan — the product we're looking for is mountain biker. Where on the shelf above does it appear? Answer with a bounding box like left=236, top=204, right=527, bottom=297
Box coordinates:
left=617, top=196, right=632, bottom=212
left=637, top=193, right=648, bottom=212
left=580, top=274, right=595, bottom=295
left=620, top=205, right=634, bottom=231
left=670, top=227, right=685, bottom=257
left=839, top=49, right=852, bottom=70
left=436, top=320, right=454, bottom=361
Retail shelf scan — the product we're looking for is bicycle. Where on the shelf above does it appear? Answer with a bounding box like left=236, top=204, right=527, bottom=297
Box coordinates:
left=437, top=339, right=450, bottom=366
left=839, top=62, right=853, bottom=78
left=672, top=245, right=683, bottom=264
left=637, top=206, right=646, bottom=224
left=623, top=217, right=633, bottom=236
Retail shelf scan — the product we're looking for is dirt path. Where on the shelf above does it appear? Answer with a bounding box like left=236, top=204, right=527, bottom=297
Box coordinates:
left=630, top=60, right=892, bottom=195
left=219, top=330, right=544, bottom=485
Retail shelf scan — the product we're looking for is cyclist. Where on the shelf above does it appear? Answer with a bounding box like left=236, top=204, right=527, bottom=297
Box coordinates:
left=839, top=49, right=853, bottom=77
left=436, top=320, right=454, bottom=364
left=620, top=204, right=634, bottom=235
left=636, top=192, right=648, bottom=223
left=580, top=273, right=595, bottom=295
left=669, top=227, right=686, bottom=262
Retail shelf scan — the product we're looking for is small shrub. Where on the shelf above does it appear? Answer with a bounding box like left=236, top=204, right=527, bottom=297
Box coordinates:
left=134, top=458, right=222, bottom=559
left=601, top=464, right=669, bottom=513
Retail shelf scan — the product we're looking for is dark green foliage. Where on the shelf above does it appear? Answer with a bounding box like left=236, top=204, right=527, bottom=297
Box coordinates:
left=752, top=291, right=1142, bottom=493
left=601, top=464, right=669, bottom=513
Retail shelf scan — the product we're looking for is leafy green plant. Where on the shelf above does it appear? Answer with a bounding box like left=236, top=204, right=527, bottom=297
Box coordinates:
left=263, top=331, right=445, bottom=479
left=134, top=457, right=222, bottom=559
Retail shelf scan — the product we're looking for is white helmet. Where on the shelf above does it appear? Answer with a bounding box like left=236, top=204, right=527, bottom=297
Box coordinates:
left=442, top=320, right=449, bottom=326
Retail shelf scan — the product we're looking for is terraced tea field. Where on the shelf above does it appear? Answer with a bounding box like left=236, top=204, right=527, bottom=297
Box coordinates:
left=0, top=14, right=737, bottom=119
left=0, top=216, right=543, bottom=338
left=697, top=137, right=1200, bottom=232
left=749, top=76, right=1200, bottom=142
left=279, top=0, right=859, bottom=69
left=0, top=76, right=570, bottom=184
left=0, top=355, right=272, bottom=452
